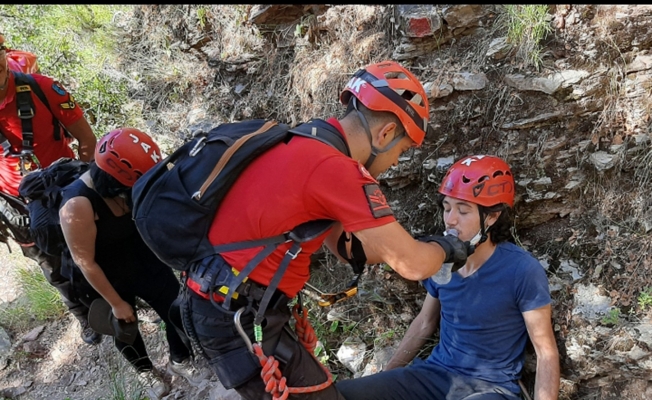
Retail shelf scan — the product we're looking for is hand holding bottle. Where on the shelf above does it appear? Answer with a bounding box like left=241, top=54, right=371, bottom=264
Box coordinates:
left=418, top=229, right=475, bottom=284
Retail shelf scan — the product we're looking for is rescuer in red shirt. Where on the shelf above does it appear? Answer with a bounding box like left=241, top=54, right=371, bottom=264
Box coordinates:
left=0, top=33, right=99, bottom=345
left=180, top=60, right=476, bottom=399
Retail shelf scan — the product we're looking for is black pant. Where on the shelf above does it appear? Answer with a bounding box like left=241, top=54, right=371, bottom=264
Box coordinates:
left=75, top=264, right=191, bottom=371
left=185, top=288, right=344, bottom=400
left=20, top=243, right=89, bottom=320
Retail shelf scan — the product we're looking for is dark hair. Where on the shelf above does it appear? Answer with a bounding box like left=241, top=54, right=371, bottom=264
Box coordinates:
left=479, top=204, right=514, bottom=244
left=89, top=161, right=131, bottom=199
left=435, top=193, right=514, bottom=244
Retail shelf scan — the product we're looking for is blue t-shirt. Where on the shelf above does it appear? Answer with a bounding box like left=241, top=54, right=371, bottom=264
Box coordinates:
left=421, top=242, right=551, bottom=394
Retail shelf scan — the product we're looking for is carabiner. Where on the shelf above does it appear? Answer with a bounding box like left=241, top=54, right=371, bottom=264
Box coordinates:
left=19, top=153, right=41, bottom=176
left=189, top=136, right=207, bottom=157
left=234, top=307, right=254, bottom=353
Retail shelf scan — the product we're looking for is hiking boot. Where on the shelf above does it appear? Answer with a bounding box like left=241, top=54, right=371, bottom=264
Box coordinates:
left=137, top=369, right=169, bottom=399
left=167, top=358, right=211, bottom=386
left=79, top=318, right=102, bottom=345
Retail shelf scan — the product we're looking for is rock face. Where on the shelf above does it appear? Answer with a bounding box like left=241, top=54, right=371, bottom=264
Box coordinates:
left=121, top=4, right=652, bottom=399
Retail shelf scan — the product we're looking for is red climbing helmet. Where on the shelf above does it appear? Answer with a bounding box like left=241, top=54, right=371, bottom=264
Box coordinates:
left=340, top=60, right=431, bottom=146
left=438, top=155, right=515, bottom=207
left=0, top=34, right=39, bottom=74
left=95, top=128, right=162, bottom=187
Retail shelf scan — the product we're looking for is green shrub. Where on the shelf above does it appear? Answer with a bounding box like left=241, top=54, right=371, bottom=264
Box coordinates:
left=501, top=5, right=553, bottom=70
left=0, top=5, right=132, bottom=135
left=15, top=265, right=66, bottom=321
left=600, top=307, right=620, bottom=326
left=637, top=287, right=652, bottom=311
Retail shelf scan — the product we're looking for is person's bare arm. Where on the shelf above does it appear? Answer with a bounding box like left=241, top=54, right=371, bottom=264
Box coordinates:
left=353, top=221, right=447, bottom=280
left=59, top=196, right=135, bottom=322
left=523, top=304, right=560, bottom=400
left=385, top=294, right=441, bottom=370
left=65, top=118, right=96, bottom=162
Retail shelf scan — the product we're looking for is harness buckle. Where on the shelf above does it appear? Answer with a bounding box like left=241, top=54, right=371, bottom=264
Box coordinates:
left=17, top=107, right=34, bottom=119
left=285, top=246, right=301, bottom=260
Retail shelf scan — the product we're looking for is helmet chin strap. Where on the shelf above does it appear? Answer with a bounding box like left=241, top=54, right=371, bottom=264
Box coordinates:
left=473, top=210, right=490, bottom=246
left=351, top=97, right=404, bottom=170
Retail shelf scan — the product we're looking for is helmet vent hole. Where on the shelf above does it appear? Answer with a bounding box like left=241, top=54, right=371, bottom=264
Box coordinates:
left=120, top=159, right=133, bottom=169
left=410, top=93, right=423, bottom=106
left=462, top=176, right=471, bottom=183
left=493, top=171, right=504, bottom=177
left=384, top=71, right=406, bottom=80
left=478, top=175, right=490, bottom=183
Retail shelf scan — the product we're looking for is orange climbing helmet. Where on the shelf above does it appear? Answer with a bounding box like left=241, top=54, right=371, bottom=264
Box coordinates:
left=95, top=128, right=162, bottom=187
left=340, top=60, right=431, bottom=146
left=438, top=155, right=515, bottom=207
left=0, top=34, right=39, bottom=74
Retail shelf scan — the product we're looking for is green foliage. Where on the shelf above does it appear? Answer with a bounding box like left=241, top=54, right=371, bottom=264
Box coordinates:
left=0, top=303, right=31, bottom=331
left=637, top=287, right=652, bottom=310
left=374, top=329, right=397, bottom=347
left=600, top=307, right=621, bottom=326
left=0, top=5, right=132, bottom=135
left=501, top=5, right=553, bottom=70
left=197, top=7, right=207, bottom=29
left=101, top=356, right=143, bottom=400
left=15, top=266, right=66, bottom=321
left=314, top=340, right=329, bottom=365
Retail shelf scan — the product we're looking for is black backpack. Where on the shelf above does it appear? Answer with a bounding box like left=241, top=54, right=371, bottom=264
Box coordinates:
left=0, top=190, right=32, bottom=247
left=17, top=157, right=89, bottom=256
left=132, top=118, right=350, bottom=272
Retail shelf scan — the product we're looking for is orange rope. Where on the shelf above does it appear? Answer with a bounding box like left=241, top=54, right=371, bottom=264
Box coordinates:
left=293, top=303, right=317, bottom=354
left=253, top=303, right=333, bottom=399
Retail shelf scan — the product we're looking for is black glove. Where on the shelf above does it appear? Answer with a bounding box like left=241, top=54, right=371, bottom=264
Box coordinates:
left=418, top=234, right=475, bottom=272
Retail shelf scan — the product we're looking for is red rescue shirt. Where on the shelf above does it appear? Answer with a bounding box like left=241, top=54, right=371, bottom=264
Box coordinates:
left=0, top=72, right=82, bottom=196
left=208, top=118, right=396, bottom=297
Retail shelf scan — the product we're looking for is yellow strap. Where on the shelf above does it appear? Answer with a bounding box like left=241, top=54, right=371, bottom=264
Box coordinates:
left=217, top=268, right=248, bottom=299
left=16, top=84, right=32, bottom=93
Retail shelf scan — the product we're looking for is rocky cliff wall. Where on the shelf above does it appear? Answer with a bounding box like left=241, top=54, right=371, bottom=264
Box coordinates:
left=119, top=5, right=652, bottom=398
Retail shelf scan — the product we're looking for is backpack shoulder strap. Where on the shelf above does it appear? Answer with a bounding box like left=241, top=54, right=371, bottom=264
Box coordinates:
left=14, top=72, right=50, bottom=116
left=13, top=72, right=66, bottom=143
left=10, top=72, right=38, bottom=159
left=198, top=119, right=356, bottom=319
left=288, top=119, right=351, bottom=157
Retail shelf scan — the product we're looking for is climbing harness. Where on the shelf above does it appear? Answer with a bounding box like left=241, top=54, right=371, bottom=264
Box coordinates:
left=1, top=72, right=71, bottom=175
left=233, top=299, right=334, bottom=400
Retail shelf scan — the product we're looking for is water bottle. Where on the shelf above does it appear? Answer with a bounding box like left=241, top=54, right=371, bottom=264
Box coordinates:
left=430, top=229, right=459, bottom=285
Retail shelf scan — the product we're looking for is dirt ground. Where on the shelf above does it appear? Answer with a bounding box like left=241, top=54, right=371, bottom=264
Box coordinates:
left=0, top=240, right=228, bottom=400
left=0, top=235, right=421, bottom=400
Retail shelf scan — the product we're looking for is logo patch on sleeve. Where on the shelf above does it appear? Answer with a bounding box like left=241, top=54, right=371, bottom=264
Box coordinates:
left=52, top=82, right=67, bottom=96
left=357, top=162, right=377, bottom=183
left=59, top=101, right=76, bottom=110
left=363, top=184, right=393, bottom=218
